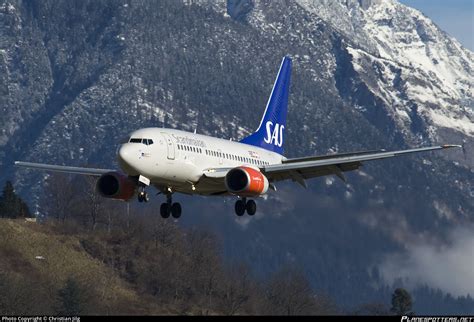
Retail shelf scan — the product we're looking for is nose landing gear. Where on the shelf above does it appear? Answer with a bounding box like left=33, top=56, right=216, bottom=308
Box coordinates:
left=235, top=198, right=257, bottom=216
left=137, top=175, right=150, bottom=203
left=137, top=188, right=149, bottom=203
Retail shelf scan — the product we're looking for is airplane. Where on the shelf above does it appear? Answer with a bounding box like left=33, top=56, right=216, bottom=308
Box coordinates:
left=15, top=56, right=461, bottom=218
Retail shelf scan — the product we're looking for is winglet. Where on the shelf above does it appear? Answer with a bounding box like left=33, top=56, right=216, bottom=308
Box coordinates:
left=441, top=144, right=462, bottom=149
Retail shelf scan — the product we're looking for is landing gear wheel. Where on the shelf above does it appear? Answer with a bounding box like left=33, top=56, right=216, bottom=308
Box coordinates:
left=160, top=203, right=171, bottom=218
left=235, top=200, right=245, bottom=216
left=246, top=200, right=257, bottom=216
left=171, top=203, right=182, bottom=219
left=138, top=191, right=149, bottom=203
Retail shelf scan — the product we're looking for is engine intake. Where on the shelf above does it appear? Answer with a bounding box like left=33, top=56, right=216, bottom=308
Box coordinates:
left=96, top=172, right=136, bottom=201
left=225, top=166, right=269, bottom=196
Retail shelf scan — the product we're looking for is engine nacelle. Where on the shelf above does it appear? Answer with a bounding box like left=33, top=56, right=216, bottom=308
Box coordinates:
left=225, top=166, right=269, bottom=196
left=96, top=172, right=136, bottom=201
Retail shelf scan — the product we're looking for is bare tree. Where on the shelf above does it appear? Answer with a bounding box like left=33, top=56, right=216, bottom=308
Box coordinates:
left=261, top=266, right=320, bottom=315
left=184, top=229, right=224, bottom=314
left=71, top=176, right=103, bottom=230
left=353, top=302, right=391, bottom=315
left=40, top=173, right=76, bottom=222
left=218, top=263, right=254, bottom=315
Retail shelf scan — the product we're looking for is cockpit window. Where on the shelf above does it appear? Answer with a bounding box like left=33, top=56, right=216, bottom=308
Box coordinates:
left=129, top=138, right=154, bottom=145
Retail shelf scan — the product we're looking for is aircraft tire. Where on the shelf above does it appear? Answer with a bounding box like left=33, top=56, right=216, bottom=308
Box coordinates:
left=171, top=203, right=182, bottom=219
left=235, top=200, right=245, bottom=216
left=160, top=203, right=171, bottom=218
left=246, top=200, right=256, bottom=216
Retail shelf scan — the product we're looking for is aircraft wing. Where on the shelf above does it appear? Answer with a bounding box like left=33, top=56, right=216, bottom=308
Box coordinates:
left=14, top=161, right=114, bottom=176
left=262, top=145, right=461, bottom=186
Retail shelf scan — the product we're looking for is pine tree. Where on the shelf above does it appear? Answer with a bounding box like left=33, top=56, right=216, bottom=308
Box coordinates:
left=0, top=181, right=32, bottom=219
left=56, top=278, right=85, bottom=315
left=391, top=288, right=414, bottom=315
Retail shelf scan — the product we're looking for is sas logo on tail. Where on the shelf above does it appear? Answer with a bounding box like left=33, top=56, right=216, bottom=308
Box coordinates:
left=264, top=121, right=284, bottom=147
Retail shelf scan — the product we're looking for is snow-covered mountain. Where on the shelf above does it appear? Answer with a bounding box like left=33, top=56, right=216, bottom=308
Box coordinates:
left=0, top=0, right=473, bottom=313
left=297, top=0, right=473, bottom=154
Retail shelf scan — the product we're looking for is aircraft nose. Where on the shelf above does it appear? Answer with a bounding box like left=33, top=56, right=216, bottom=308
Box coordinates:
left=117, top=143, right=140, bottom=176
left=118, top=144, right=133, bottom=164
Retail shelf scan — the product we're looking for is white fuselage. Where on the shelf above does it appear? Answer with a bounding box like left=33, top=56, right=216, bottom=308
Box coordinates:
left=117, top=128, right=283, bottom=195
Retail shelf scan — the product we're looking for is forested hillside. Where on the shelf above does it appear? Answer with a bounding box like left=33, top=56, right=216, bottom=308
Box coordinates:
left=0, top=180, right=339, bottom=315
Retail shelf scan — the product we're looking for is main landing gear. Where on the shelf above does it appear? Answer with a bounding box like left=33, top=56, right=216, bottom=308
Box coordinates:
left=235, top=198, right=257, bottom=216
left=160, top=193, right=182, bottom=219
left=137, top=181, right=182, bottom=219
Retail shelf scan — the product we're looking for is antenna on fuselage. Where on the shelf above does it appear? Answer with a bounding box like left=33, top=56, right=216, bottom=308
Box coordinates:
left=194, top=111, right=199, bottom=134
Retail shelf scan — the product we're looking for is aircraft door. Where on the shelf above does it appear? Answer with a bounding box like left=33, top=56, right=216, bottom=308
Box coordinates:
left=217, top=149, right=223, bottom=165
left=161, top=133, right=175, bottom=160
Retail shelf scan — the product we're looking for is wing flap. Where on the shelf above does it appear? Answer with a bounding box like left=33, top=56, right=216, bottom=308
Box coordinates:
left=282, top=149, right=385, bottom=164
left=15, top=161, right=114, bottom=176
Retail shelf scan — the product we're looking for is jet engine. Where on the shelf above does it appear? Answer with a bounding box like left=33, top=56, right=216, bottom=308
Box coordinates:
left=96, top=172, right=136, bottom=201
left=225, top=166, right=269, bottom=196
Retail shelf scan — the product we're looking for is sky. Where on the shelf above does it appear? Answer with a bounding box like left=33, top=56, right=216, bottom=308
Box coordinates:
left=399, top=0, right=474, bottom=51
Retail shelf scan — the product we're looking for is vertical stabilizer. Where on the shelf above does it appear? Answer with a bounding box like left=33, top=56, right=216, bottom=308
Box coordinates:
left=240, top=56, right=291, bottom=155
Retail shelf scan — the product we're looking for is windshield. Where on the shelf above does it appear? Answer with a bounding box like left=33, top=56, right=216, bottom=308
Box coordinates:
left=129, top=138, right=154, bottom=145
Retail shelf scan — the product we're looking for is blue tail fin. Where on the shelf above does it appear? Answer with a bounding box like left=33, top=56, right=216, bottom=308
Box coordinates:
left=240, top=56, right=291, bottom=155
